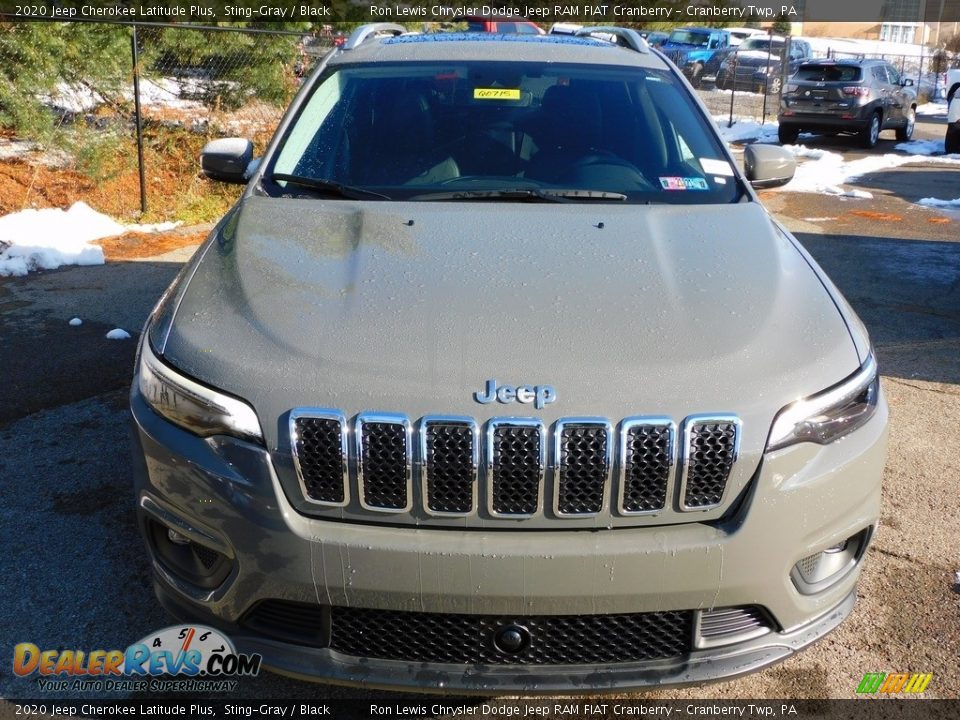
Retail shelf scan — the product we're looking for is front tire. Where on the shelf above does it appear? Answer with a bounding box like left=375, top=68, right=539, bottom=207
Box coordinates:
left=947, top=83, right=959, bottom=106
left=778, top=125, right=799, bottom=144
left=860, top=113, right=881, bottom=148
left=896, top=107, right=915, bottom=141
left=946, top=124, right=960, bottom=155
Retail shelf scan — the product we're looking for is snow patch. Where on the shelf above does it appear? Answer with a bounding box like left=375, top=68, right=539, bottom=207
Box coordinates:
left=778, top=145, right=960, bottom=198
left=917, top=197, right=960, bottom=208
left=106, top=328, right=131, bottom=340
left=69, top=317, right=83, bottom=326
left=916, top=102, right=947, bottom=116
left=0, top=202, right=183, bottom=277
left=895, top=139, right=952, bottom=156
left=713, top=117, right=780, bottom=144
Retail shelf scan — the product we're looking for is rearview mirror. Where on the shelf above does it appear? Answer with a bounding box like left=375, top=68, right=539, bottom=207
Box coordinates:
left=744, top=144, right=795, bottom=189
left=201, top=138, right=254, bottom=184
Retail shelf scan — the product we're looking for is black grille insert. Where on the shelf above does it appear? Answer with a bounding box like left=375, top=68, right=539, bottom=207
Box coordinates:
left=243, top=599, right=327, bottom=647
left=490, top=422, right=543, bottom=516
left=556, top=422, right=609, bottom=515
left=330, top=606, right=692, bottom=665
left=293, top=416, right=346, bottom=504
left=683, top=420, right=738, bottom=508
left=621, top=422, right=673, bottom=513
left=424, top=421, right=476, bottom=514
left=359, top=418, right=409, bottom=510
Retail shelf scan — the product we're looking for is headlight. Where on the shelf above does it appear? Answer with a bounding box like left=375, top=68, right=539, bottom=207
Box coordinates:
left=138, top=339, right=263, bottom=443
left=767, top=353, right=879, bottom=452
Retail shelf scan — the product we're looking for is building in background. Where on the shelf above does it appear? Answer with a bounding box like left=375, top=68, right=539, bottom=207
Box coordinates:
left=795, top=0, right=960, bottom=45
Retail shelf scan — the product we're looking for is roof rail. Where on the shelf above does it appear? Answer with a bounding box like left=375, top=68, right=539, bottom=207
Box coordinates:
left=343, top=23, right=407, bottom=51
left=574, top=26, right=649, bottom=54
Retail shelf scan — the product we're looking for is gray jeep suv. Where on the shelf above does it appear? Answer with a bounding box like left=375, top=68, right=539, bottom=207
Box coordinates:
left=130, top=25, right=887, bottom=692
left=778, top=58, right=916, bottom=148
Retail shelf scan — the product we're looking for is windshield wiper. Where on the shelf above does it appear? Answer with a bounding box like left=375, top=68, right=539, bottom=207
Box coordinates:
left=410, top=188, right=627, bottom=202
left=269, top=173, right=391, bottom=200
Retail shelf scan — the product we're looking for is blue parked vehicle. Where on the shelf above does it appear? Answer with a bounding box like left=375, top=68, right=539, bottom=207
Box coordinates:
left=660, top=27, right=733, bottom=87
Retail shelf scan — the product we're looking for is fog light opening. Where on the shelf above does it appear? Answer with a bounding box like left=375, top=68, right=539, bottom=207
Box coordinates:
left=791, top=528, right=870, bottom=595
left=148, top=519, right=232, bottom=590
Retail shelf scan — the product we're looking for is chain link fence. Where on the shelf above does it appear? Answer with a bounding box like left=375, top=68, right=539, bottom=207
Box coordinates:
left=0, top=22, right=331, bottom=216
left=691, top=42, right=959, bottom=134
left=2, top=24, right=958, bottom=218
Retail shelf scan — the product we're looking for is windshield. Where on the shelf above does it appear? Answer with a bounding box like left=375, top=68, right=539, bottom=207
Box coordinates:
left=739, top=38, right=785, bottom=53
left=269, top=61, right=739, bottom=205
left=667, top=30, right=710, bottom=47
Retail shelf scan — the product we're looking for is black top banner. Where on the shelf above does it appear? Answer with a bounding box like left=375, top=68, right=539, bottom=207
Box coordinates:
left=2, top=0, right=960, bottom=24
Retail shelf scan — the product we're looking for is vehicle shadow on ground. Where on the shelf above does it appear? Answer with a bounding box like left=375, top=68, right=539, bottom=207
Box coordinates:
left=0, top=260, right=182, bottom=427
left=797, top=231, right=960, bottom=385
left=846, top=168, right=959, bottom=204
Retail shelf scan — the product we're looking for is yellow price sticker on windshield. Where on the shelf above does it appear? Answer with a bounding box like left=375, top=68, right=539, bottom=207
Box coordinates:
left=473, top=88, right=521, bottom=100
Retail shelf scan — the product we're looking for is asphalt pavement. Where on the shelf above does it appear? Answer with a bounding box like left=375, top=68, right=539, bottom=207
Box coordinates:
left=0, top=133, right=958, bottom=706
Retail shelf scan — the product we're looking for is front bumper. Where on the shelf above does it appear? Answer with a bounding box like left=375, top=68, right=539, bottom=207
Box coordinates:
left=130, top=385, right=887, bottom=692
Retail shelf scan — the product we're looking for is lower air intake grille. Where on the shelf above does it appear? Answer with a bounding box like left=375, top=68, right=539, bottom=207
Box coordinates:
left=330, top=607, right=693, bottom=665
left=293, top=416, right=346, bottom=504
left=683, top=419, right=739, bottom=508
left=242, top=599, right=327, bottom=647
left=489, top=422, right=543, bottom=516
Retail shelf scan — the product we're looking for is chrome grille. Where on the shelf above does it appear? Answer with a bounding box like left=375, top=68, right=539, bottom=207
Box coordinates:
left=697, top=606, right=772, bottom=647
left=619, top=418, right=674, bottom=514
left=329, top=606, right=693, bottom=665
left=681, top=416, right=740, bottom=510
left=289, top=410, right=743, bottom=521
left=357, top=414, right=411, bottom=512
left=796, top=551, right=823, bottom=581
left=554, top=419, right=611, bottom=516
left=488, top=419, right=545, bottom=517
left=421, top=417, right=478, bottom=515
left=290, top=410, right=348, bottom=506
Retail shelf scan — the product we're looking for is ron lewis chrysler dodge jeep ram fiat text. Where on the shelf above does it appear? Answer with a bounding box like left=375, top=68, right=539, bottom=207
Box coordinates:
left=130, top=26, right=888, bottom=692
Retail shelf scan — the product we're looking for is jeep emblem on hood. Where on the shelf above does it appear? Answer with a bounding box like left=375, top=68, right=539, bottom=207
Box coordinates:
left=474, top=379, right=556, bottom=410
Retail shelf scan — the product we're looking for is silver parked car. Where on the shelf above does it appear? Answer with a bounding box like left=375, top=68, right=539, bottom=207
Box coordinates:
left=130, top=25, right=887, bottom=692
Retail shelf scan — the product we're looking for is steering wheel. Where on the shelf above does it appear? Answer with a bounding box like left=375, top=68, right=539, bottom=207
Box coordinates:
left=562, top=154, right=654, bottom=190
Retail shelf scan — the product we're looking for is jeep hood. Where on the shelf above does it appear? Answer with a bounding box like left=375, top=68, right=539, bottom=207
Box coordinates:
left=157, top=197, right=862, bottom=453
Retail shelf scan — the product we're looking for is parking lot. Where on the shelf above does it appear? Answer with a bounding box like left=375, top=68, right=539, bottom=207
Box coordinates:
left=0, top=117, right=958, bottom=706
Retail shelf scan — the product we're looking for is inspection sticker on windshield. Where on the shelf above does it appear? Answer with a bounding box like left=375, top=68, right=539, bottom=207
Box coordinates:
left=659, top=177, right=709, bottom=191
left=700, top=158, right=734, bottom=176
left=474, top=88, right=521, bottom=100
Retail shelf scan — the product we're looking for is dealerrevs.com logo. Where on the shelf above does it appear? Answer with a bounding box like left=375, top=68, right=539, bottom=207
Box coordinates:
left=13, top=625, right=261, bottom=692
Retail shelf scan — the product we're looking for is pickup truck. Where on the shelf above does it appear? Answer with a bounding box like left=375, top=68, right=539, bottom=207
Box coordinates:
left=660, top=26, right=733, bottom=87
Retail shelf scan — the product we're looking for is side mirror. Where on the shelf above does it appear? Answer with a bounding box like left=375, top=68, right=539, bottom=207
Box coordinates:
left=201, top=138, right=254, bottom=184
left=901, top=78, right=914, bottom=87
left=744, top=144, right=795, bottom=189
